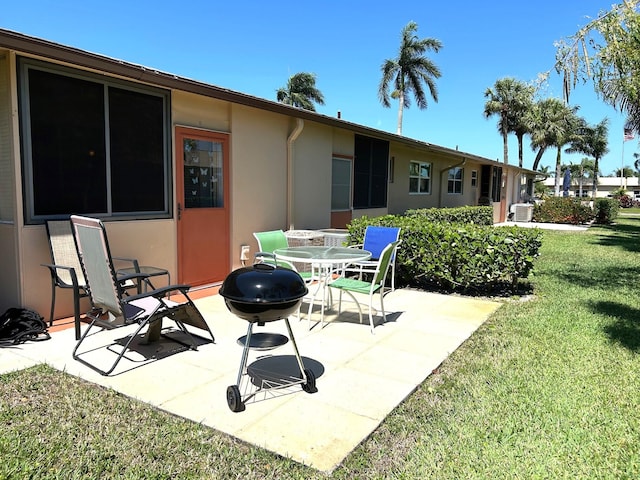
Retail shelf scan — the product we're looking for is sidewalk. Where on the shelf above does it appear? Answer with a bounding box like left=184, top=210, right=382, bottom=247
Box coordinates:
left=0, top=288, right=501, bottom=472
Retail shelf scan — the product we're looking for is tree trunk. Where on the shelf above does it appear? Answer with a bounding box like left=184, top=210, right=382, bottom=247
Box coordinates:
left=593, top=157, right=600, bottom=198
left=554, top=148, right=561, bottom=196
left=517, top=133, right=524, bottom=168
left=502, top=124, right=508, bottom=164
left=396, top=91, right=404, bottom=135
left=579, top=166, right=584, bottom=198
left=532, top=148, right=546, bottom=171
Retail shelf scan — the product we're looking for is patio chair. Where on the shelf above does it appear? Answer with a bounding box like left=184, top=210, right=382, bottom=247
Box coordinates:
left=253, top=229, right=321, bottom=319
left=329, top=240, right=400, bottom=334
left=253, top=230, right=317, bottom=279
left=42, top=219, right=164, bottom=340
left=344, top=226, right=402, bottom=292
left=70, top=215, right=215, bottom=376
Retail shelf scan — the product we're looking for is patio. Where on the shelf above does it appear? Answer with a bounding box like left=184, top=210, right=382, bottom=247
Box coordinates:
left=0, top=288, right=501, bottom=472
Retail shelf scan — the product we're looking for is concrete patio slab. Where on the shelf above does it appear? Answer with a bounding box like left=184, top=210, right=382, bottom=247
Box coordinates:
left=0, top=288, right=501, bottom=472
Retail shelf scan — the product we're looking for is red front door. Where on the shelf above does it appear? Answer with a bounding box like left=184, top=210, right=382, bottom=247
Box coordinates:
left=176, top=127, right=230, bottom=285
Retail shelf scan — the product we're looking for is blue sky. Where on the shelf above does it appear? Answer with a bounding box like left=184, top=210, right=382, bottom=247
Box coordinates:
left=3, top=0, right=636, bottom=175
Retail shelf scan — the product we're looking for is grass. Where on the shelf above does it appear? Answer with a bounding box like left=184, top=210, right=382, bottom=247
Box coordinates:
left=2, top=218, right=640, bottom=478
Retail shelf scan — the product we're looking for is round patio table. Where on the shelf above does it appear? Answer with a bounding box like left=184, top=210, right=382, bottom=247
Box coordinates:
left=273, top=246, right=371, bottom=327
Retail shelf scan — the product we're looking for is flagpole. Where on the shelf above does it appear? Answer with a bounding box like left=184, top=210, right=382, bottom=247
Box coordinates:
left=621, top=136, right=625, bottom=188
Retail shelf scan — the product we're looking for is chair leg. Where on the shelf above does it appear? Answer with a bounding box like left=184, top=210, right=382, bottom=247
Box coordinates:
left=390, top=265, right=396, bottom=292
left=49, top=282, right=56, bottom=327
left=73, top=287, right=81, bottom=341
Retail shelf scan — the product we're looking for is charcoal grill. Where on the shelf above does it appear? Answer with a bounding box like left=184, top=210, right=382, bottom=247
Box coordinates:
left=220, top=262, right=317, bottom=412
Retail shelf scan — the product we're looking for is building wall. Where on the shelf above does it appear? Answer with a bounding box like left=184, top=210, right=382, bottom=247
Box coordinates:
left=229, top=104, right=289, bottom=264
left=0, top=52, right=19, bottom=313
left=542, top=177, right=640, bottom=198
left=291, top=122, right=332, bottom=230
left=0, top=39, right=530, bottom=318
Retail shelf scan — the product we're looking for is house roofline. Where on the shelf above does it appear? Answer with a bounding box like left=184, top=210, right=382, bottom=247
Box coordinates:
left=0, top=28, right=536, bottom=173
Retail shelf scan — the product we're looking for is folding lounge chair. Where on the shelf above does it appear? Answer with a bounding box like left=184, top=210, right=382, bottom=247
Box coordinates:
left=70, top=215, right=214, bottom=376
left=344, top=226, right=402, bottom=292
left=42, top=219, right=167, bottom=340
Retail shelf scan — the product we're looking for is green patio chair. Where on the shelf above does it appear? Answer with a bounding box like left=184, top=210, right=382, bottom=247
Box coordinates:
left=329, top=240, right=400, bottom=334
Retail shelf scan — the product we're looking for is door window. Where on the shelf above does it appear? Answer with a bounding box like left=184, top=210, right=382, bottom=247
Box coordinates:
left=183, top=139, right=224, bottom=209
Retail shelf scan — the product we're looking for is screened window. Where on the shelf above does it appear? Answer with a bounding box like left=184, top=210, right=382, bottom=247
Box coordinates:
left=471, top=170, right=478, bottom=187
left=353, top=135, right=389, bottom=209
left=331, top=157, right=352, bottom=210
left=409, top=161, right=431, bottom=194
left=19, top=58, right=170, bottom=223
left=447, top=167, right=464, bottom=194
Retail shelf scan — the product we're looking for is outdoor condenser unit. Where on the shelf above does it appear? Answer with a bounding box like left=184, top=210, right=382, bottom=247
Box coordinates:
left=513, top=204, right=534, bottom=222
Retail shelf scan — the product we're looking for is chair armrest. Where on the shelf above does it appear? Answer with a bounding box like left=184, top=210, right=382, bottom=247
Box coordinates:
left=348, top=243, right=363, bottom=249
left=41, top=263, right=82, bottom=288
left=125, top=284, right=191, bottom=302
left=116, top=272, right=151, bottom=283
left=112, top=257, right=141, bottom=271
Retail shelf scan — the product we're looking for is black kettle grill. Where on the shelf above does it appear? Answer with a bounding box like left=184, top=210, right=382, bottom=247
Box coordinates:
left=220, top=262, right=317, bottom=412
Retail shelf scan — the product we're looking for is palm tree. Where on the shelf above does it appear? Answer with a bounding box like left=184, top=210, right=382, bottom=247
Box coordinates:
left=564, top=118, right=609, bottom=198
left=613, top=166, right=636, bottom=177
left=276, top=72, right=325, bottom=111
left=529, top=98, right=580, bottom=172
left=634, top=152, right=640, bottom=173
left=378, top=21, right=442, bottom=135
left=483, top=78, right=535, bottom=166
left=564, top=158, right=596, bottom=197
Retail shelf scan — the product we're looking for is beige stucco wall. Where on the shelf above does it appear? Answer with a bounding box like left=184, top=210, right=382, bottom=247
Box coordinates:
left=387, top=146, right=486, bottom=215
left=229, top=104, right=289, bottom=266
left=331, top=129, right=354, bottom=158
left=291, top=122, right=332, bottom=229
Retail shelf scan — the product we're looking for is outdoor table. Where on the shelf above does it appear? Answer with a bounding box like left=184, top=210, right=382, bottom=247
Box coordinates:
left=273, top=246, right=371, bottom=326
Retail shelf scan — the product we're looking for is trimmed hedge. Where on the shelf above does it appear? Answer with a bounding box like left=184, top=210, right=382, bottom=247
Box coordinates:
left=405, top=205, right=494, bottom=226
left=348, top=213, right=542, bottom=294
left=533, top=197, right=594, bottom=224
left=594, top=198, right=619, bottom=224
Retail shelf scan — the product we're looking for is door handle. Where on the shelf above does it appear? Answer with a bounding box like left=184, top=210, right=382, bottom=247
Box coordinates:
left=177, top=202, right=182, bottom=220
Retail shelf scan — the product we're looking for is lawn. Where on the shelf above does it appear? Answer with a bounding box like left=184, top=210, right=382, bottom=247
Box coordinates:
left=2, top=218, right=640, bottom=478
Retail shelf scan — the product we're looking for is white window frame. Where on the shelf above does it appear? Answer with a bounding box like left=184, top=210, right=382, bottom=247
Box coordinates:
left=447, top=167, right=464, bottom=194
left=331, top=156, right=352, bottom=211
left=409, top=160, right=431, bottom=194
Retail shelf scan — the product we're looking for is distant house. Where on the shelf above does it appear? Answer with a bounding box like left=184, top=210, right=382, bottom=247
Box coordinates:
left=0, top=29, right=537, bottom=316
left=542, top=176, right=640, bottom=198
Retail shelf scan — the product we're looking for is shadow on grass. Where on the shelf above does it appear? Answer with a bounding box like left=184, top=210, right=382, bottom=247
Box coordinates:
left=590, top=300, right=640, bottom=352
left=591, top=217, right=640, bottom=253
left=557, top=264, right=640, bottom=290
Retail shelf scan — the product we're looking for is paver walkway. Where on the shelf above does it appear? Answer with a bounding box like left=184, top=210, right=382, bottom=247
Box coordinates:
left=0, top=288, right=501, bottom=472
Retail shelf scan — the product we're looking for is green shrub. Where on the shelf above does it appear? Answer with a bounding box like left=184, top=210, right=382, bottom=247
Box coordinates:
left=594, top=198, right=619, bottom=224
left=347, top=214, right=542, bottom=294
left=405, top=206, right=494, bottom=225
left=533, top=197, right=594, bottom=224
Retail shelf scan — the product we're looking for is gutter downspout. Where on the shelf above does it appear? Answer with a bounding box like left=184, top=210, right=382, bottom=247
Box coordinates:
left=286, top=118, right=304, bottom=230
left=438, top=158, right=466, bottom=208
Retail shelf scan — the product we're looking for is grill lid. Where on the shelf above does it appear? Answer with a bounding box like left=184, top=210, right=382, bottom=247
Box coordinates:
left=219, top=263, right=308, bottom=304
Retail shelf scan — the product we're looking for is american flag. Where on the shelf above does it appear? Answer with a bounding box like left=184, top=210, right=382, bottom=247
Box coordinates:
left=624, top=127, right=635, bottom=141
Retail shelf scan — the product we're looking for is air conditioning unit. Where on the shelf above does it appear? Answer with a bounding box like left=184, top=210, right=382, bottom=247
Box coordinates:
left=513, top=204, right=534, bottom=222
